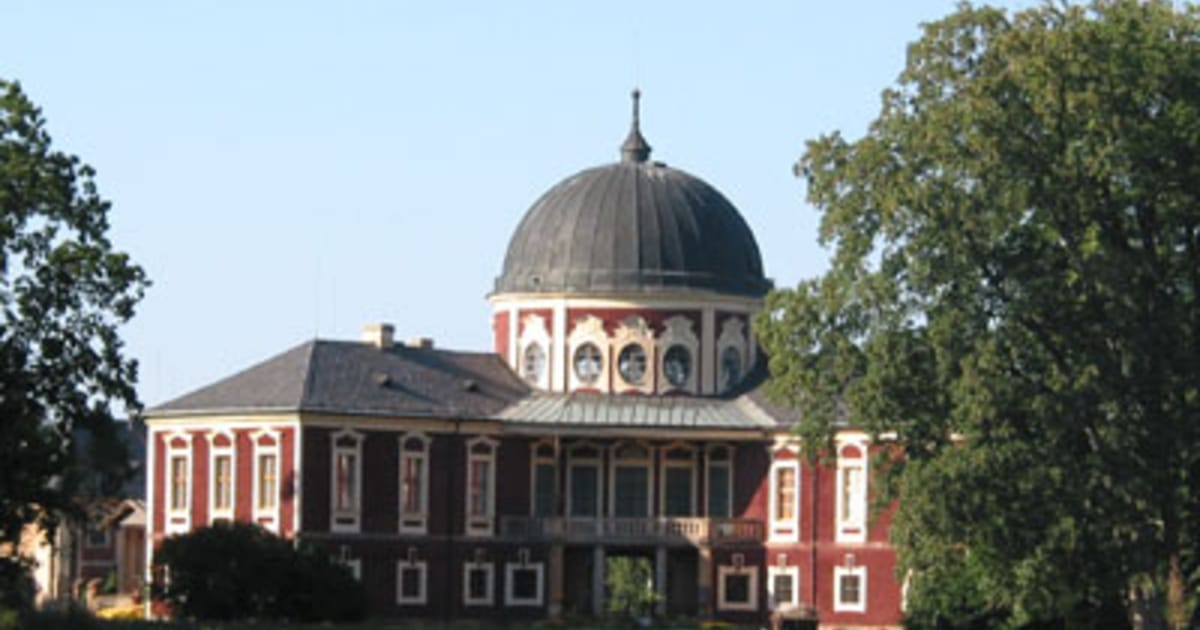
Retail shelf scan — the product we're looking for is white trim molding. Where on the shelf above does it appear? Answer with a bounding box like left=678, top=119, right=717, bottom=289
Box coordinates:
left=396, top=557, right=428, bottom=606
left=206, top=429, right=236, bottom=525
left=835, top=438, right=869, bottom=543
left=768, top=455, right=800, bottom=542
left=518, top=314, right=552, bottom=390
left=164, top=431, right=192, bottom=535
left=717, top=561, right=759, bottom=612
left=398, top=432, right=431, bottom=534
left=504, top=560, right=545, bottom=607
left=462, top=561, right=495, bottom=606
left=465, top=436, right=498, bottom=536
left=251, top=428, right=282, bottom=533
left=330, top=428, right=363, bottom=534
left=567, top=315, right=610, bottom=393
left=834, top=564, right=868, bottom=613
left=657, top=315, right=700, bottom=394
left=767, top=564, right=801, bottom=611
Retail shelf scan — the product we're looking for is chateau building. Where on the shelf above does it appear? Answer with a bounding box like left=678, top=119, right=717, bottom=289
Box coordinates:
left=144, top=92, right=903, bottom=628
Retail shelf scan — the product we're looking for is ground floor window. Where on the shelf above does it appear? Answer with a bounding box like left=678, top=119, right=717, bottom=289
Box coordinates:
left=717, top=563, right=758, bottom=612
left=834, top=565, right=867, bottom=613
left=396, top=560, right=427, bottom=605
left=463, top=561, right=494, bottom=606
left=768, top=565, right=800, bottom=610
left=505, top=562, right=544, bottom=606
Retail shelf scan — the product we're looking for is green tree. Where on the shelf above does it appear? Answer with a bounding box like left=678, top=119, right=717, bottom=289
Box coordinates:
left=0, top=80, right=148, bottom=612
left=755, top=2, right=1200, bottom=628
left=156, top=522, right=367, bottom=622
left=605, top=556, right=660, bottom=622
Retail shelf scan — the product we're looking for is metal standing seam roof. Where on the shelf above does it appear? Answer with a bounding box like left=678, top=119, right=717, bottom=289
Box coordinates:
left=494, top=391, right=784, bottom=430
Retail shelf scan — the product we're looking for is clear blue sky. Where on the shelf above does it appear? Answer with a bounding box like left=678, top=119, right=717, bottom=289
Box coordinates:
left=2, top=1, right=1031, bottom=408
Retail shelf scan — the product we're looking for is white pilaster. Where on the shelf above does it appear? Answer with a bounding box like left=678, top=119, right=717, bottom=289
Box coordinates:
left=551, top=301, right=567, bottom=392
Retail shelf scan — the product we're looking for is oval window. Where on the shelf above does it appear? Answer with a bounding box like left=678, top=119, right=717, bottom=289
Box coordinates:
left=662, top=345, right=691, bottom=388
left=573, top=343, right=603, bottom=384
left=617, top=344, right=647, bottom=385
left=720, top=346, right=742, bottom=393
left=522, top=342, right=546, bottom=384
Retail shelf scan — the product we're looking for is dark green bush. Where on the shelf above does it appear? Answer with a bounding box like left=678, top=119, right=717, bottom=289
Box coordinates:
left=155, top=521, right=365, bottom=622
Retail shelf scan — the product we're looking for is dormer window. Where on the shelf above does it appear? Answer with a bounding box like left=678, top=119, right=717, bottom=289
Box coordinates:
left=617, top=344, right=648, bottom=385
left=522, top=342, right=546, bottom=384
left=573, top=343, right=603, bottom=384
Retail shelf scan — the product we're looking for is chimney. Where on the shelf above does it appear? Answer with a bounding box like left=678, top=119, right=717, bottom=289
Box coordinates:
left=361, top=323, right=395, bottom=349
left=406, top=336, right=434, bottom=349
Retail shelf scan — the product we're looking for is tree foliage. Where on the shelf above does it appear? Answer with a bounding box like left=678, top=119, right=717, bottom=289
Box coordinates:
left=605, top=555, right=660, bottom=621
left=0, top=79, right=148, bottom=611
left=756, top=2, right=1200, bottom=627
left=155, top=522, right=367, bottom=622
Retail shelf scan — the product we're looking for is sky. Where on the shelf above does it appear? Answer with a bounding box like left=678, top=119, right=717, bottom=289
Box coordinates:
left=1, top=1, right=1032, bottom=409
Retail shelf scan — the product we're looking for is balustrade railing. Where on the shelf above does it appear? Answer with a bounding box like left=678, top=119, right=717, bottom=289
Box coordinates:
left=499, top=516, right=763, bottom=545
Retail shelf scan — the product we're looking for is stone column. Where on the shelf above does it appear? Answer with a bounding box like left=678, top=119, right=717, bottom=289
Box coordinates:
left=592, top=545, right=606, bottom=616
left=655, top=546, right=668, bottom=617
left=697, top=544, right=714, bottom=617
left=548, top=543, right=565, bottom=619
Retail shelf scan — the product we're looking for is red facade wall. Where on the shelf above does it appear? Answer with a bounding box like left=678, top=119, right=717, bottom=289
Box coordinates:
left=492, top=310, right=510, bottom=361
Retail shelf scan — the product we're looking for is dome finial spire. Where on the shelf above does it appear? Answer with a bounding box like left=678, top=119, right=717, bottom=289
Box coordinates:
left=621, top=88, right=652, bottom=163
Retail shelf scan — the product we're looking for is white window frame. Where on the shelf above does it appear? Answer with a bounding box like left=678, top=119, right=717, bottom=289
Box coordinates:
left=251, top=429, right=281, bottom=533
left=567, top=315, right=610, bottom=393
left=504, top=561, right=545, bottom=607
left=717, top=564, right=759, bottom=611
left=398, top=432, right=430, bottom=534
left=337, top=545, right=361, bottom=581
left=659, top=442, right=697, bottom=517
left=657, top=315, right=700, bottom=394
left=465, top=436, right=498, bottom=536
left=529, top=439, right=557, bottom=517
left=835, top=439, right=869, bottom=543
left=462, top=561, right=495, bottom=606
left=705, top=444, right=734, bottom=518
left=767, top=565, right=801, bottom=611
left=207, top=430, right=236, bottom=525
left=834, top=565, right=867, bottom=613
left=717, top=317, right=748, bottom=394
left=164, top=432, right=192, bottom=535
left=396, top=559, right=428, bottom=605
left=518, top=314, right=552, bottom=390
left=566, top=442, right=603, bottom=518
left=329, top=428, right=363, bottom=533
left=608, top=441, right=654, bottom=518
left=612, top=316, right=656, bottom=394
left=768, top=453, right=800, bottom=542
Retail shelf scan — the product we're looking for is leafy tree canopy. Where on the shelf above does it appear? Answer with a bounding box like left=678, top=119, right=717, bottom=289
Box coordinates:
left=0, top=79, right=148, bottom=611
left=755, top=2, right=1200, bottom=627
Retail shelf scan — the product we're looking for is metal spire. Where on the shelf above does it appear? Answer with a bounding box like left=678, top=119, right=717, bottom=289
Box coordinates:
left=620, top=88, right=652, bottom=163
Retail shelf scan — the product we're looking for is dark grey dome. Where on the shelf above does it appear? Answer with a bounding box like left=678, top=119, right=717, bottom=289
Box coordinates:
left=494, top=160, right=771, bottom=297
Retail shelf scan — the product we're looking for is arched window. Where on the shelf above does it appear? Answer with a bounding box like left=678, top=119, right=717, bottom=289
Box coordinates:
left=617, top=343, right=648, bottom=385
left=518, top=314, right=551, bottom=390
left=612, top=316, right=655, bottom=394
left=658, top=315, right=700, bottom=394
left=330, top=429, right=362, bottom=534
left=399, top=433, right=430, bottom=533
left=568, top=315, right=609, bottom=392
left=836, top=440, right=869, bottom=542
left=609, top=442, right=653, bottom=517
left=465, top=437, right=498, bottom=536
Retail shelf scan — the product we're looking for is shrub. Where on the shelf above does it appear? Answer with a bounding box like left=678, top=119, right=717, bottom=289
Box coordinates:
left=605, top=556, right=660, bottom=620
left=155, top=521, right=365, bottom=622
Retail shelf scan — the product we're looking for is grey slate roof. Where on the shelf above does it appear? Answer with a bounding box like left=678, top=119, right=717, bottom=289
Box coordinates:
left=495, top=391, right=784, bottom=430
left=151, top=339, right=798, bottom=431
left=151, top=340, right=530, bottom=419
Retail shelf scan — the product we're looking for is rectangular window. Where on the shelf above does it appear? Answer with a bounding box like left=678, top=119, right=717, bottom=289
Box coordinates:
left=258, top=453, right=277, bottom=510
left=768, top=566, right=800, bottom=611
left=402, top=455, right=424, bottom=514
left=533, top=463, right=556, bottom=516
left=463, top=562, right=494, bottom=606
left=468, top=459, right=491, bottom=517
left=834, top=566, right=867, bottom=613
left=213, top=454, right=233, bottom=512
left=664, top=467, right=693, bottom=516
left=170, top=455, right=188, bottom=511
left=717, top=565, right=759, bottom=611
left=335, top=451, right=357, bottom=512
left=86, top=526, right=110, bottom=548
left=396, top=561, right=428, bottom=605
left=707, top=465, right=730, bottom=518
left=613, top=466, right=649, bottom=517
left=504, top=562, right=545, bottom=606
left=775, top=467, right=795, bottom=520
left=569, top=465, right=598, bottom=517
